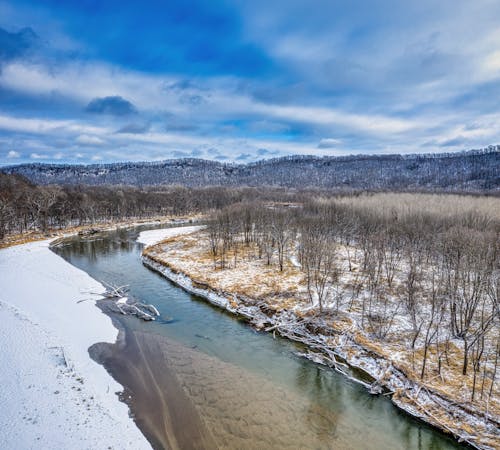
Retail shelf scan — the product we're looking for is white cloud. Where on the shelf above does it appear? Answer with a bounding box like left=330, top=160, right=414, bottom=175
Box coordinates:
left=0, top=114, right=108, bottom=136
left=7, top=150, right=20, bottom=158
left=0, top=60, right=422, bottom=136
left=75, top=134, right=105, bottom=146
left=260, top=103, right=421, bottom=134
left=318, top=138, right=341, bottom=148
left=2, top=0, right=500, bottom=166
left=0, top=62, right=176, bottom=110
left=30, top=152, right=48, bottom=159
left=482, top=50, right=500, bottom=80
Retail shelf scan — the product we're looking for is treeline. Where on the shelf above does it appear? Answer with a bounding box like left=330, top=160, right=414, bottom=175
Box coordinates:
left=0, top=173, right=308, bottom=240
left=3, top=147, right=499, bottom=190
left=207, top=194, right=499, bottom=401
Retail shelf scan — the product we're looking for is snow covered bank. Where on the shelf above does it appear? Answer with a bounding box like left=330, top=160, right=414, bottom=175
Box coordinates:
left=142, top=233, right=500, bottom=450
left=143, top=256, right=258, bottom=317
left=0, top=239, right=150, bottom=449
left=137, top=225, right=205, bottom=248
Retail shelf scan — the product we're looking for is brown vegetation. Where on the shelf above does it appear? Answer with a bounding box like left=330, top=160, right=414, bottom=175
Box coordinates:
left=146, top=193, right=499, bottom=448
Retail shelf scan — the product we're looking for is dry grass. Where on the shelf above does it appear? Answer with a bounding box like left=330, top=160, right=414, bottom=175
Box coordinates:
left=333, top=192, right=500, bottom=222
left=147, top=232, right=308, bottom=309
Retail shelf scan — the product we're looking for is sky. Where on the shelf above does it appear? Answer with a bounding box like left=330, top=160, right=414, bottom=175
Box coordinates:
left=1, top=0, right=500, bottom=165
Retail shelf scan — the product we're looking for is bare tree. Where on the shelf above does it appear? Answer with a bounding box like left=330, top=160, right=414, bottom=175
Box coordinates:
left=300, top=221, right=337, bottom=312
left=270, top=210, right=293, bottom=272
left=420, top=265, right=447, bottom=380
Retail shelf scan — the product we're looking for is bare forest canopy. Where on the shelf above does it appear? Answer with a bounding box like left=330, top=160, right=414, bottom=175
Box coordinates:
left=0, top=172, right=313, bottom=239
left=205, top=194, right=500, bottom=405
left=2, top=147, right=499, bottom=191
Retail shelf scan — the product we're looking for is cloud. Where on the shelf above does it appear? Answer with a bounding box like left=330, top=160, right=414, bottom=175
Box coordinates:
left=0, top=62, right=168, bottom=109
left=163, top=79, right=197, bottom=91
left=75, top=134, right=105, bottom=146
left=85, top=96, right=137, bottom=116
left=164, top=116, right=199, bottom=132
left=439, top=137, right=469, bottom=147
left=172, top=150, right=191, bottom=158
left=252, top=102, right=420, bottom=135
left=116, top=122, right=150, bottom=134
left=0, top=114, right=108, bottom=136
left=256, top=148, right=279, bottom=156
left=179, top=93, right=206, bottom=106
left=249, top=120, right=290, bottom=134
left=317, top=138, right=341, bottom=148
left=6, top=150, right=20, bottom=158
left=30, top=152, right=48, bottom=159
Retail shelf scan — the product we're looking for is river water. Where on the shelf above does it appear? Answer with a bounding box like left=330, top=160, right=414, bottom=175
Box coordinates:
left=53, top=225, right=465, bottom=450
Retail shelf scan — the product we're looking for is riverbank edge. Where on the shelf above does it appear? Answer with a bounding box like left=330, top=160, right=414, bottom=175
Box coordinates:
left=0, top=240, right=151, bottom=448
left=0, top=220, right=200, bottom=449
left=141, top=251, right=499, bottom=450
left=1, top=214, right=202, bottom=250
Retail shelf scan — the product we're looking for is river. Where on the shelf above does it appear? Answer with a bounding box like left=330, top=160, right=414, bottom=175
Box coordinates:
left=52, top=224, right=465, bottom=450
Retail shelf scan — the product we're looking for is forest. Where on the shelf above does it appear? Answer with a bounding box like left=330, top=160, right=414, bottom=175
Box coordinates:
left=204, top=194, right=499, bottom=405
left=2, top=147, right=499, bottom=191
left=0, top=172, right=303, bottom=240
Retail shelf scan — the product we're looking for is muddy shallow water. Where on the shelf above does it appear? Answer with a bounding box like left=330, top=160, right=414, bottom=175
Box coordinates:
left=53, top=225, right=465, bottom=449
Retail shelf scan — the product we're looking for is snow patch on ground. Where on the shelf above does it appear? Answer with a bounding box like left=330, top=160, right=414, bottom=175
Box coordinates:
left=137, top=225, right=205, bottom=248
left=143, top=257, right=231, bottom=311
left=0, top=239, right=150, bottom=449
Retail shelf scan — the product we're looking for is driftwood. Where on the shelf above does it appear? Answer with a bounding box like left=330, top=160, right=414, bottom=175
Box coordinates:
left=100, top=280, right=130, bottom=299
left=115, top=302, right=158, bottom=321
left=135, top=302, right=160, bottom=316
left=407, top=394, right=484, bottom=450
left=80, top=281, right=129, bottom=301
left=82, top=281, right=160, bottom=321
left=78, top=227, right=104, bottom=237
left=269, top=317, right=374, bottom=389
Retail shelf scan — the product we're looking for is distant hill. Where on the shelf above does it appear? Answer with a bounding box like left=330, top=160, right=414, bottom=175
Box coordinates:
left=2, top=147, right=499, bottom=191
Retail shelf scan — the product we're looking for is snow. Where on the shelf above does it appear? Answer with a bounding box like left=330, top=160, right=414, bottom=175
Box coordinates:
left=289, top=254, right=301, bottom=268
left=137, top=225, right=205, bottom=247
left=117, top=296, right=128, bottom=305
left=0, top=239, right=150, bottom=449
left=143, top=256, right=232, bottom=311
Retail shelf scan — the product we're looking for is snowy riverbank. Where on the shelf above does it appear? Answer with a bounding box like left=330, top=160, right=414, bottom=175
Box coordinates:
left=141, top=232, right=499, bottom=450
left=0, top=239, right=150, bottom=449
left=137, top=225, right=205, bottom=247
